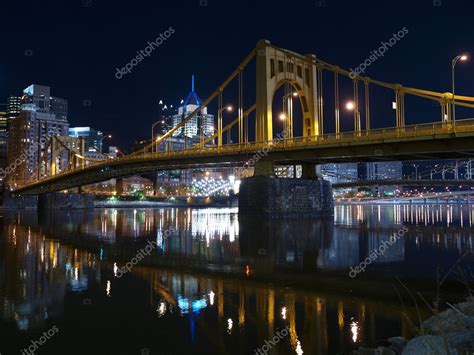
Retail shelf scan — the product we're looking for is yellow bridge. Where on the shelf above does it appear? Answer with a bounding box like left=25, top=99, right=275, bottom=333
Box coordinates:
left=13, top=39, right=474, bottom=195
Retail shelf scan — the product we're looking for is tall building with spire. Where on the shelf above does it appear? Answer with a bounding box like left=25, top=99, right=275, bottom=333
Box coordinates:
left=171, top=75, right=214, bottom=140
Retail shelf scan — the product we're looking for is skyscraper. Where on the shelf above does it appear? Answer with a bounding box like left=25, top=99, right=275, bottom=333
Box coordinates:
left=7, top=85, right=69, bottom=186
left=171, top=75, right=214, bottom=140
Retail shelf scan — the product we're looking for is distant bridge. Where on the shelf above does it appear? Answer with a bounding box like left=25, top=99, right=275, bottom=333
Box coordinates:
left=333, top=179, right=474, bottom=189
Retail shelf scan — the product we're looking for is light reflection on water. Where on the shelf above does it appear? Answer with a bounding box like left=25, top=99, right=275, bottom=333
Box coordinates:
left=0, top=204, right=472, bottom=354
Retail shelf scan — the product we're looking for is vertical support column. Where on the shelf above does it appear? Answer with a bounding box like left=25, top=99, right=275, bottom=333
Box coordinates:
left=238, top=71, right=244, bottom=144
left=440, top=95, right=452, bottom=126
left=218, top=90, right=223, bottom=149
left=317, top=68, right=324, bottom=135
left=364, top=80, right=370, bottom=132
left=255, top=39, right=273, bottom=143
left=334, top=72, right=340, bottom=135
left=304, top=54, right=319, bottom=138
left=353, top=80, right=361, bottom=135
left=80, top=137, right=85, bottom=168
left=301, top=162, right=317, bottom=179
left=51, top=137, right=57, bottom=176
left=395, top=85, right=405, bottom=128
left=254, top=160, right=274, bottom=177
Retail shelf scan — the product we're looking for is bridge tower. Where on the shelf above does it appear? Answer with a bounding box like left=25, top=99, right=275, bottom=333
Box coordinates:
left=256, top=39, right=321, bottom=142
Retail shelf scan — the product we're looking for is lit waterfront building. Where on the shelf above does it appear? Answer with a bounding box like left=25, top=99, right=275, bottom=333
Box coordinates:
left=366, top=162, right=403, bottom=180
left=7, top=85, right=69, bottom=186
left=321, top=163, right=358, bottom=183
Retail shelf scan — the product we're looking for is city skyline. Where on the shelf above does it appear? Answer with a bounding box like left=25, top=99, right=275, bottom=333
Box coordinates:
left=1, top=0, right=473, bottom=148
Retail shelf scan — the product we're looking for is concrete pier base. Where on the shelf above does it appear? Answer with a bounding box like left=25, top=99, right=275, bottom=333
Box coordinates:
left=239, top=176, right=333, bottom=218
left=38, top=192, right=94, bottom=209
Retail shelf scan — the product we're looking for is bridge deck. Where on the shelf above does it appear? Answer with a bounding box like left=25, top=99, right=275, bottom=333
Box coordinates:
left=13, top=118, right=474, bottom=194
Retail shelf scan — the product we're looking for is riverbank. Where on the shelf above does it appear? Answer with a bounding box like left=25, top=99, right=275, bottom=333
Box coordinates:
left=354, top=299, right=474, bottom=354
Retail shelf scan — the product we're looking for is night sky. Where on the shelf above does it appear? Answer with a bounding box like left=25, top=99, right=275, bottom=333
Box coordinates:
left=1, top=0, right=473, bottom=150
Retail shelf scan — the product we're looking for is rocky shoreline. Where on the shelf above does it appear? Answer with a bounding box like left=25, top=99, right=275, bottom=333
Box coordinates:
left=354, top=300, right=474, bottom=354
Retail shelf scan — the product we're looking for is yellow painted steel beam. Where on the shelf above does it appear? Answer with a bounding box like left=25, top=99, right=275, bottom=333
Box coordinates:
left=193, top=104, right=256, bottom=148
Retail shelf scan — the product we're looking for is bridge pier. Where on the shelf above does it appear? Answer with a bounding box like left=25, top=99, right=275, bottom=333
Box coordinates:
left=239, top=161, right=333, bottom=218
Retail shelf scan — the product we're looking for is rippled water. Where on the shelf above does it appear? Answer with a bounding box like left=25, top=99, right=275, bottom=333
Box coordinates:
left=0, top=204, right=472, bottom=354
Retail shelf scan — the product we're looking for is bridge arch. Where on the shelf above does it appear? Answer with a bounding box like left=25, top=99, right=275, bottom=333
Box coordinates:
left=256, top=39, right=321, bottom=142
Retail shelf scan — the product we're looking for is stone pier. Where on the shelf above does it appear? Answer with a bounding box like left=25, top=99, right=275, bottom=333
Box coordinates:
left=239, top=161, right=333, bottom=218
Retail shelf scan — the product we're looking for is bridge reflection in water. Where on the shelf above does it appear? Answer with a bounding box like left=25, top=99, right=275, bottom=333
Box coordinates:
left=0, top=205, right=473, bottom=354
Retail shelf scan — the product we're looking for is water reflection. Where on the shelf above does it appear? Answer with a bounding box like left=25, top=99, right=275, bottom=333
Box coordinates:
left=0, top=204, right=472, bottom=354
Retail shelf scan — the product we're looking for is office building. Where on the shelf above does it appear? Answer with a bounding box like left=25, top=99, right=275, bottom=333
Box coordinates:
left=50, top=96, right=68, bottom=121
left=7, top=85, right=69, bottom=186
left=69, top=127, right=104, bottom=152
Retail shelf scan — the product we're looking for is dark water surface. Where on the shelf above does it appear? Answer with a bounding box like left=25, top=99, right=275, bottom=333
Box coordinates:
left=0, top=204, right=473, bottom=355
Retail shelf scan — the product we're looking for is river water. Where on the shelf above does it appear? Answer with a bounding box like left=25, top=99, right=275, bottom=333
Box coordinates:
left=0, top=204, right=473, bottom=354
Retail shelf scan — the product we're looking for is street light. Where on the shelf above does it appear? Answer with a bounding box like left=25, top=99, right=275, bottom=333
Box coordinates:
left=151, top=120, right=165, bottom=154
left=99, top=134, right=112, bottom=154
left=218, top=105, right=233, bottom=114
left=413, top=164, right=419, bottom=180
left=452, top=54, right=468, bottom=126
left=115, top=148, right=125, bottom=157
left=279, top=113, right=287, bottom=120
left=345, top=101, right=361, bottom=135
left=345, top=101, right=355, bottom=110
left=217, top=105, right=233, bottom=148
